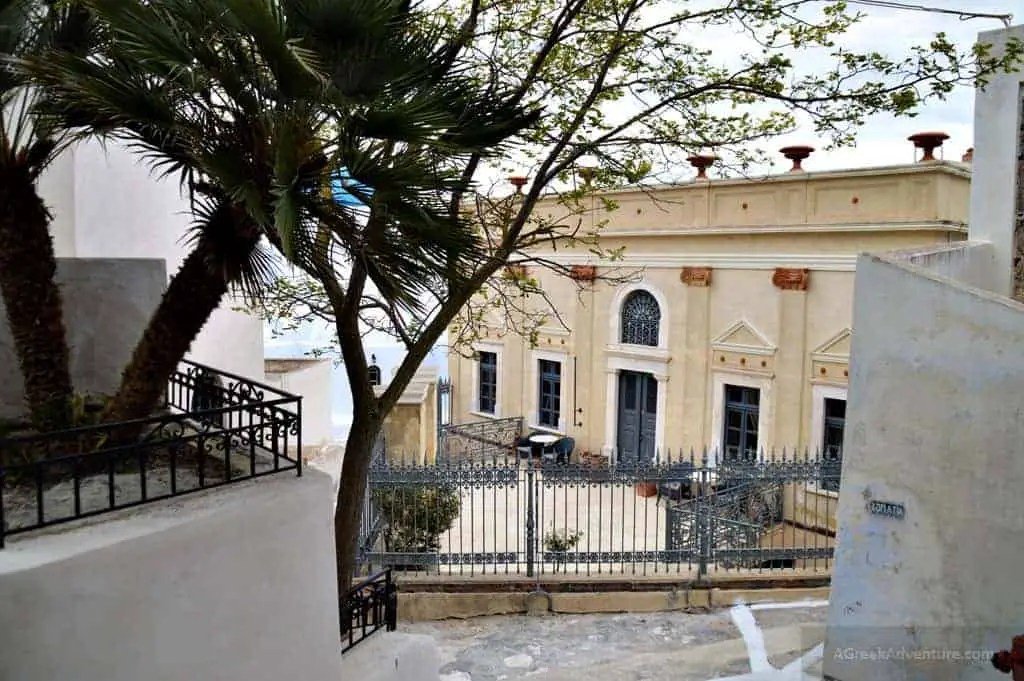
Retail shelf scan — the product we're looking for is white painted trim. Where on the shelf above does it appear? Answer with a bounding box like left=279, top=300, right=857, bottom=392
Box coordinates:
left=538, top=251, right=858, bottom=271
left=609, top=280, right=670, bottom=349
left=598, top=220, right=967, bottom=238
left=471, top=341, right=503, bottom=418
left=711, top=320, right=777, bottom=357
left=810, top=384, right=847, bottom=453
left=602, top=370, right=617, bottom=458
left=530, top=348, right=570, bottom=433
left=810, top=327, right=852, bottom=362
left=606, top=348, right=671, bottom=377
left=602, top=366, right=669, bottom=464
left=709, top=371, right=774, bottom=466
left=809, top=384, right=847, bottom=496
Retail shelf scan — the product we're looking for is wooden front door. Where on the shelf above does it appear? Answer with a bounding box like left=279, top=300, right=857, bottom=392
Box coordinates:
left=617, top=371, right=658, bottom=464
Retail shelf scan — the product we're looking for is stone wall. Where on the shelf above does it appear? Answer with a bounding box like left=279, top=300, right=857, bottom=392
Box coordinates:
left=0, top=257, right=166, bottom=421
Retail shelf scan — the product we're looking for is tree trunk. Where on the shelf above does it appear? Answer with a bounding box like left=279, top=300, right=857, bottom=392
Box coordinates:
left=0, top=168, right=73, bottom=433
left=334, top=414, right=384, bottom=596
left=99, top=243, right=235, bottom=425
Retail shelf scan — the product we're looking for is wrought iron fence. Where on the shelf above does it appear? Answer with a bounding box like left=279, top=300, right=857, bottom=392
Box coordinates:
left=341, top=569, right=397, bottom=653
left=438, top=416, right=523, bottom=463
left=357, top=450, right=840, bottom=578
left=0, top=360, right=302, bottom=547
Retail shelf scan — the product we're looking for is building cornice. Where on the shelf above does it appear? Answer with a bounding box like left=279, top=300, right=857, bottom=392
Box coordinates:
left=595, top=220, right=967, bottom=238
left=540, top=251, right=859, bottom=271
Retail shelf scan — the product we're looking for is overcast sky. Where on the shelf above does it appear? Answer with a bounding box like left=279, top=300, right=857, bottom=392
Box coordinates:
left=755, top=0, right=1017, bottom=171
left=268, top=1, right=1020, bottom=360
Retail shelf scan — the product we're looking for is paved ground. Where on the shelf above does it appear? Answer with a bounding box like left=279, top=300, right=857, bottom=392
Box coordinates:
left=403, top=601, right=828, bottom=680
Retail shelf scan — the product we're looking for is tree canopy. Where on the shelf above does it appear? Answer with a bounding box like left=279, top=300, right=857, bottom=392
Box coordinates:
left=248, top=0, right=1021, bottom=585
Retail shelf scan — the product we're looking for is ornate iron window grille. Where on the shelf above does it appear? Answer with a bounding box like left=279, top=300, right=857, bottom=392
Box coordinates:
left=620, top=290, right=661, bottom=346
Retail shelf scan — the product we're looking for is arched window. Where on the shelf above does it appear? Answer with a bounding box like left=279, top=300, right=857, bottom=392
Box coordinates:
left=620, top=290, right=661, bottom=346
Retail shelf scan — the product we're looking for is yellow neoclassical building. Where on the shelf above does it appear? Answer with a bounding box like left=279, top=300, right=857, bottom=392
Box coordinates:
left=448, top=142, right=973, bottom=466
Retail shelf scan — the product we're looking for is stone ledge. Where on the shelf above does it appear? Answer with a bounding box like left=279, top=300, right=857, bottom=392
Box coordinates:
left=393, top=571, right=830, bottom=593
left=397, top=584, right=831, bottom=621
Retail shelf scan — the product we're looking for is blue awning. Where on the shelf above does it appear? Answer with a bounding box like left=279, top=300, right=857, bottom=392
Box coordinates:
left=331, top=168, right=372, bottom=208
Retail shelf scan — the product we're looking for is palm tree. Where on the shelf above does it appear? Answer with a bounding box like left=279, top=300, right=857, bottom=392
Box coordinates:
left=23, top=0, right=535, bottom=427
left=0, top=0, right=94, bottom=432
left=22, top=0, right=536, bottom=436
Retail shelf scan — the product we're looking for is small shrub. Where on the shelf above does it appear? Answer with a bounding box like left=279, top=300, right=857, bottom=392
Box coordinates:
left=544, top=527, right=583, bottom=553
left=372, top=485, right=461, bottom=553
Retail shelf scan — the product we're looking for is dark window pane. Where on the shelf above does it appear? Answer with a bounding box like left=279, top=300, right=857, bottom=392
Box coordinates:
left=645, top=376, right=658, bottom=413
left=477, top=351, right=497, bottom=414
left=821, top=398, right=846, bottom=492
left=538, top=359, right=562, bottom=428
left=724, top=384, right=760, bottom=462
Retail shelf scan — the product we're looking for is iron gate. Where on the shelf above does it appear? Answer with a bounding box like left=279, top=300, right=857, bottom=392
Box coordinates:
left=358, top=449, right=839, bottom=577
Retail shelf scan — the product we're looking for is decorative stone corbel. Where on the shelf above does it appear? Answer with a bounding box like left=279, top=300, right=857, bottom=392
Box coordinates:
left=680, top=266, right=712, bottom=287
left=772, top=267, right=810, bottom=291
left=569, top=265, right=598, bottom=282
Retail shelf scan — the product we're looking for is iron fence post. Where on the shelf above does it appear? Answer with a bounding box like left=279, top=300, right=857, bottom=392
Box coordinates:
left=526, top=462, right=536, bottom=577
left=296, top=395, right=303, bottom=477
left=384, top=569, right=397, bottom=631
left=697, top=466, right=710, bottom=579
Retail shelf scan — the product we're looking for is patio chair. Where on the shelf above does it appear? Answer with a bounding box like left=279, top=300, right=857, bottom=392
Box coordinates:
left=542, top=436, right=574, bottom=464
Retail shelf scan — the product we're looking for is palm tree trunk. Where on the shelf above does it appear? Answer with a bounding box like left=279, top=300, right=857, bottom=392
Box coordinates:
left=334, top=414, right=384, bottom=595
left=0, top=168, right=73, bottom=432
left=99, top=243, right=236, bottom=425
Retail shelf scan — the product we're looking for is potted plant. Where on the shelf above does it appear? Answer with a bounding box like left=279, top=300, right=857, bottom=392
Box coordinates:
left=543, top=527, right=583, bottom=573
left=580, top=450, right=609, bottom=467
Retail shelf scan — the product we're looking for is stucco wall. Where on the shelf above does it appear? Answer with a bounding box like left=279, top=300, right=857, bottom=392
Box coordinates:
left=450, top=162, right=970, bottom=460
left=822, top=252, right=1024, bottom=681
left=966, top=25, right=1024, bottom=298
left=37, top=140, right=266, bottom=383
left=0, top=470, right=341, bottom=681
left=0, top=257, right=166, bottom=420
left=265, top=358, right=334, bottom=450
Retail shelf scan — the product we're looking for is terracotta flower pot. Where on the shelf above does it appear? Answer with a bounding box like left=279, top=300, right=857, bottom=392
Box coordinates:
left=635, top=482, right=658, bottom=498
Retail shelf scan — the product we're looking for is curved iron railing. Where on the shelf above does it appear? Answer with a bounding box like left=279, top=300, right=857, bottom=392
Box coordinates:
left=0, top=361, right=302, bottom=548
left=341, top=569, right=397, bottom=653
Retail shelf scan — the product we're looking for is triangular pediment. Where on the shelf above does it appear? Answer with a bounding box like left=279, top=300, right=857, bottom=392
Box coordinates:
left=711, top=320, right=776, bottom=355
left=812, top=328, right=852, bottom=359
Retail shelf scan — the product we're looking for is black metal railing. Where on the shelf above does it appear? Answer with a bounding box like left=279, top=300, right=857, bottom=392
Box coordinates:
left=341, top=569, right=397, bottom=653
left=358, top=448, right=840, bottom=578
left=0, top=360, right=302, bottom=547
left=438, top=416, right=523, bottom=463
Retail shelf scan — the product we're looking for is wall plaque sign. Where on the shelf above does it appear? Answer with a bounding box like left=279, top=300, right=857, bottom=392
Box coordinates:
left=867, top=500, right=905, bottom=520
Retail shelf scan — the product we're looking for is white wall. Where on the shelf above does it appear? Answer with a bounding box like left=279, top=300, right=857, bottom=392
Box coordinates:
left=0, top=258, right=166, bottom=419
left=266, top=359, right=334, bottom=450
left=822, top=252, right=1024, bottom=681
left=966, top=24, right=1024, bottom=298
left=36, top=140, right=266, bottom=382
left=0, top=471, right=342, bottom=681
